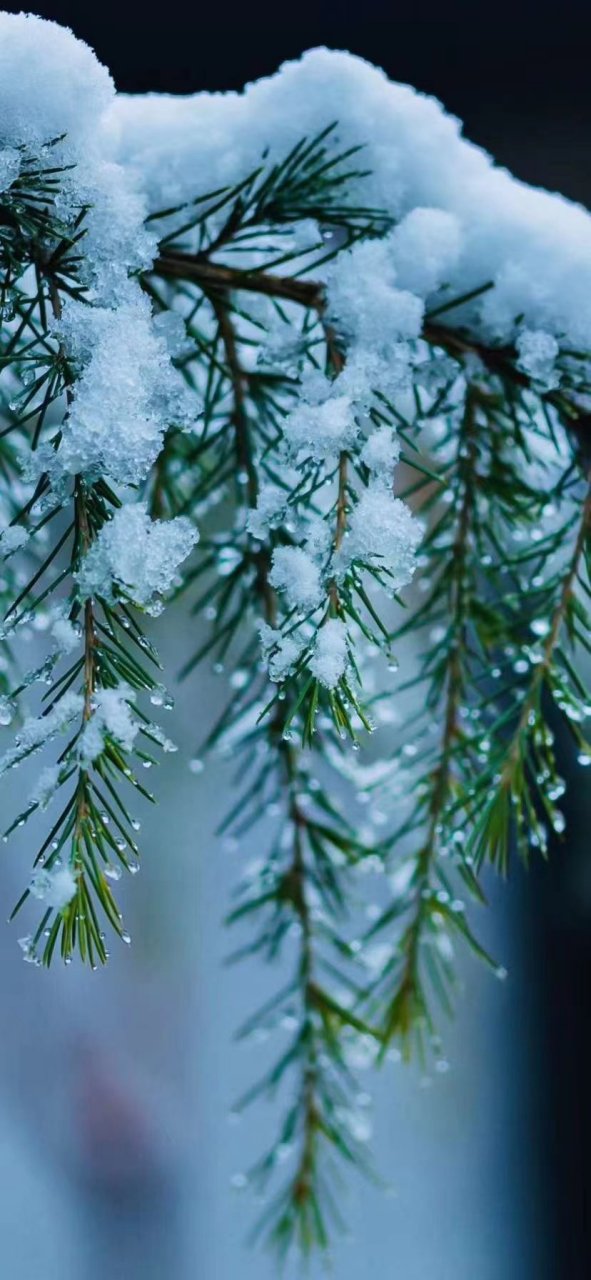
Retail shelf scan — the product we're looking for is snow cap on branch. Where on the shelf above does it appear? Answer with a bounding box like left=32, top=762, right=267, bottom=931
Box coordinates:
left=0, top=11, right=113, bottom=152
left=109, top=46, right=591, bottom=349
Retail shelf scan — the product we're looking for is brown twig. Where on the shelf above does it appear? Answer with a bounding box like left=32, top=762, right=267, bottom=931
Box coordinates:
left=154, top=252, right=585, bottom=428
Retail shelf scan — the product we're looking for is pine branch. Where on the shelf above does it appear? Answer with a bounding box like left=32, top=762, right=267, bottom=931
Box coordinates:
left=0, top=147, right=190, bottom=965
left=153, top=255, right=588, bottom=433
left=374, top=387, right=480, bottom=1052
left=466, top=472, right=591, bottom=871
left=2, top=65, right=591, bottom=1261
left=151, top=156, right=392, bottom=1246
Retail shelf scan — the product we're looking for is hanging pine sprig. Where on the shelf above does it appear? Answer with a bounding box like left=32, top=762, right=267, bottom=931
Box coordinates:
left=0, top=142, right=197, bottom=964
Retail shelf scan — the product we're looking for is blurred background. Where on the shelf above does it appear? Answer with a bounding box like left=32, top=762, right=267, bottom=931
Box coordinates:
left=1, top=2, right=590, bottom=1276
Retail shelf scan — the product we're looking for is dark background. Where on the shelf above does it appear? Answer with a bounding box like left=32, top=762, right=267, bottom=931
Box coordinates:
left=5, top=2, right=591, bottom=1274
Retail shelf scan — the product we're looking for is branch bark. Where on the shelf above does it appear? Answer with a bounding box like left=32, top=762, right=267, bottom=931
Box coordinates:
left=153, top=251, right=582, bottom=425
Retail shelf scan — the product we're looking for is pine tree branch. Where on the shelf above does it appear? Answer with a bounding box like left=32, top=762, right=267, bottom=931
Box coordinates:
left=4, top=72, right=591, bottom=1262
left=378, top=386, right=479, bottom=1049
left=209, top=288, right=259, bottom=510
left=501, top=474, right=591, bottom=783
left=208, top=286, right=327, bottom=1222
left=186, top=254, right=381, bottom=1249
left=0, top=173, right=177, bottom=966
left=154, top=253, right=321, bottom=306
left=153, top=253, right=581, bottom=422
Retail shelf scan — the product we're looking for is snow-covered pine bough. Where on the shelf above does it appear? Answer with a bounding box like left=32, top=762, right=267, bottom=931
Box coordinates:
left=1, top=9, right=590, bottom=1255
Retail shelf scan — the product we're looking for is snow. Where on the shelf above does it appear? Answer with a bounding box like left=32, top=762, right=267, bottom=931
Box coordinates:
left=76, top=503, right=199, bottom=613
left=70, top=161, right=156, bottom=306
left=50, top=616, right=80, bottom=656
left=327, top=239, right=425, bottom=352
left=516, top=329, right=559, bottom=390
left=339, top=483, right=422, bottom=588
left=0, top=691, right=83, bottom=778
left=0, top=16, right=590, bottom=959
left=0, top=15, right=152, bottom=304
left=269, top=546, right=323, bottom=612
left=259, top=624, right=304, bottom=683
left=0, top=11, right=204, bottom=640
left=30, top=861, right=77, bottom=909
left=0, top=12, right=113, bottom=154
left=335, top=348, right=411, bottom=407
left=247, top=486, right=287, bottom=541
left=309, top=619, right=349, bottom=688
left=0, top=26, right=582, bottom=643
left=0, top=146, right=20, bottom=192
left=284, top=394, right=359, bottom=462
left=108, top=45, right=591, bottom=351
left=0, top=526, right=29, bottom=554
left=80, top=686, right=138, bottom=763
left=46, top=295, right=195, bottom=486
left=388, top=208, right=462, bottom=296
left=28, top=765, right=60, bottom=811
left=361, top=427, right=401, bottom=475
left=152, top=309, right=193, bottom=359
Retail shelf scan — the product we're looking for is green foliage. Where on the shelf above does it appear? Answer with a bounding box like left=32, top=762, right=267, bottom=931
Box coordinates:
left=1, top=126, right=590, bottom=1257
left=0, top=148, right=174, bottom=965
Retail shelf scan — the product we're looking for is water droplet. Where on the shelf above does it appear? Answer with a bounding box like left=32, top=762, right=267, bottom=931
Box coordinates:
left=513, top=658, right=529, bottom=675
left=280, top=1014, right=298, bottom=1032
left=0, top=698, right=15, bottom=726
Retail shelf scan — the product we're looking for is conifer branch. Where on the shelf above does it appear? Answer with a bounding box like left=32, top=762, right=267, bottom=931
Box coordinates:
left=154, top=254, right=586, bottom=430
left=2, top=17, right=591, bottom=1256
left=376, top=387, right=480, bottom=1051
